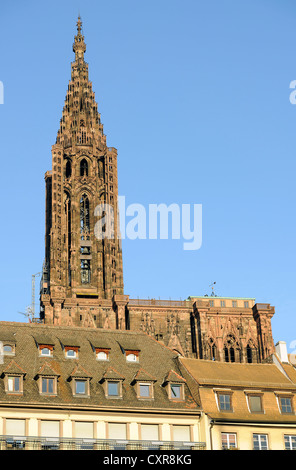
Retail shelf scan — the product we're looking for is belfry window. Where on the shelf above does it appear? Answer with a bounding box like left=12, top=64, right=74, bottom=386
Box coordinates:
left=208, top=338, right=217, bottom=361
left=224, top=335, right=240, bottom=363
left=81, top=259, right=91, bottom=284
left=80, top=159, right=88, bottom=177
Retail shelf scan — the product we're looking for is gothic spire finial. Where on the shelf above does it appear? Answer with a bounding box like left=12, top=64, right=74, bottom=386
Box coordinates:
left=77, top=15, right=82, bottom=34
left=73, top=15, right=86, bottom=61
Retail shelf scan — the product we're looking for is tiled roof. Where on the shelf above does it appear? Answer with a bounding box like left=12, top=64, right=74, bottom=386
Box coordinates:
left=179, top=358, right=296, bottom=389
left=0, top=322, right=200, bottom=412
left=179, top=358, right=296, bottom=423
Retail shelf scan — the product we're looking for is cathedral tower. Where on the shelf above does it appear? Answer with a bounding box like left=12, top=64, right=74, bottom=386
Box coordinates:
left=40, top=17, right=124, bottom=326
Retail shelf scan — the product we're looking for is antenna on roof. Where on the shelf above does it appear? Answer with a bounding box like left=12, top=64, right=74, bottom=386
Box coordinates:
left=210, top=282, right=217, bottom=297
left=18, top=307, right=33, bottom=323
left=19, top=272, right=42, bottom=323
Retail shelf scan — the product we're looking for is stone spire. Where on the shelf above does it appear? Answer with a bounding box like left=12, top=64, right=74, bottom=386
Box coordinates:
left=73, top=16, right=86, bottom=62
left=56, top=16, right=106, bottom=150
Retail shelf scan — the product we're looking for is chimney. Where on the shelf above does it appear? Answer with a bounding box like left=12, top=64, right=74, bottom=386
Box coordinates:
left=275, top=341, right=289, bottom=363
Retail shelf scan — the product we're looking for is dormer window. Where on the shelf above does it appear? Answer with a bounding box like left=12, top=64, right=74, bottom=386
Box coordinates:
left=138, top=382, right=153, bottom=399
left=66, top=349, right=76, bottom=358
left=8, top=376, right=20, bottom=393
left=125, top=350, right=139, bottom=363
left=2, top=360, right=26, bottom=394
left=39, top=346, right=53, bottom=357
left=107, top=381, right=120, bottom=397
left=162, top=370, right=186, bottom=402
left=3, top=344, right=15, bottom=355
left=100, top=367, right=124, bottom=399
left=68, top=364, right=91, bottom=397
left=131, top=368, right=156, bottom=400
left=96, top=348, right=110, bottom=361
left=170, top=384, right=182, bottom=400
left=65, top=347, right=79, bottom=359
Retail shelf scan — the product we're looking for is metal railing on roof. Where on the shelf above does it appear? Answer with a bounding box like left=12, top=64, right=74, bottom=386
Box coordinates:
left=128, top=299, right=190, bottom=308
left=0, top=435, right=206, bottom=451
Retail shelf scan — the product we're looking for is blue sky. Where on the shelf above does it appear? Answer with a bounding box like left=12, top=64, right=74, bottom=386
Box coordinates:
left=0, top=0, right=295, bottom=351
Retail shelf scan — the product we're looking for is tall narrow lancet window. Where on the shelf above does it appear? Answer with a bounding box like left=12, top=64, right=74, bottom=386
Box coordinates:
left=65, top=160, right=72, bottom=179
left=80, top=193, right=91, bottom=284
left=247, top=345, right=253, bottom=363
left=64, top=193, right=72, bottom=286
left=80, top=194, right=90, bottom=240
left=80, top=158, right=88, bottom=177
left=208, top=338, right=217, bottom=361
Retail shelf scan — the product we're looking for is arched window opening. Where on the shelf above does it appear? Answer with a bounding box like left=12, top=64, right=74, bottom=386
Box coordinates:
left=80, top=158, right=88, bottom=177
left=224, top=335, right=240, bottom=363
left=230, top=347, right=235, bottom=363
left=246, top=343, right=258, bottom=363
left=208, top=338, right=217, bottom=361
left=65, top=160, right=72, bottom=179
left=224, top=347, right=229, bottom=363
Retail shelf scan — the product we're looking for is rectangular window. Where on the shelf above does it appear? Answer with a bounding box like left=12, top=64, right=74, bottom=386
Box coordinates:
left=8, top=376, right=20, bottom=392
left=244, top=301, right=249, bottom=308
left=40, top=421, right=60, bottom=450
left=139, top=383, right=151, bottom=398
left=220, top=300, right=225, bottom=307
left=209, top=300, right=214, bottom=307
left=221, top=433, right=237, bottom=450
left=42, top=378, right=54, bottom=394
left=141, top=424, right=159, bottom=441
left=232, top=300, right=237, bottom=308
left=284, top=435, right=296, bottom=450
left=173, top=425, right=191, bottom=442
left=75, top=380, right=86, bottom=395
left=108, top=423, right=127, bottom=449
left=41, top=420, right=60, bottom=438
left=108, top=381, right=119, bottom=397
left=248, top=395, right=263, bottom=413
left=279, top=396, right=293, bottom=414
left=253, top=434, right=268, bottom=450
left=75, top=422, right=94, bottom=439
left=170, top=384, right=181, bottom=399
left=6, top=419, right=26, bottom=437
left=218, top=393, right=232, bottom=411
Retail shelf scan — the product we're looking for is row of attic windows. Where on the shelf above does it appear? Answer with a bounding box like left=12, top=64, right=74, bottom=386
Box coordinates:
left=37, top=344, right=138, bottom=363
left=216, top=391, right=294, bottom=416
left=1, top=342, right=185, bottom=401
left=3, top=374, right=183, bottom=401
left=2, top=373, right=184, bottom=402
left=3, top=343, right=139, bottom=364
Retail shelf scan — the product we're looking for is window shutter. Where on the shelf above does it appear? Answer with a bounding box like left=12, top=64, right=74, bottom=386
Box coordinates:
left=173, top=425, right=190, bottom=442
left=108, top=423, right=126, bottom=440
left=141, top=424, right=159, bottom=441
left=41, top=421, right=60, bottom=438
left=75, top=422, right=94, bottom=439
left=6, top=419, right=25, bottom=436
